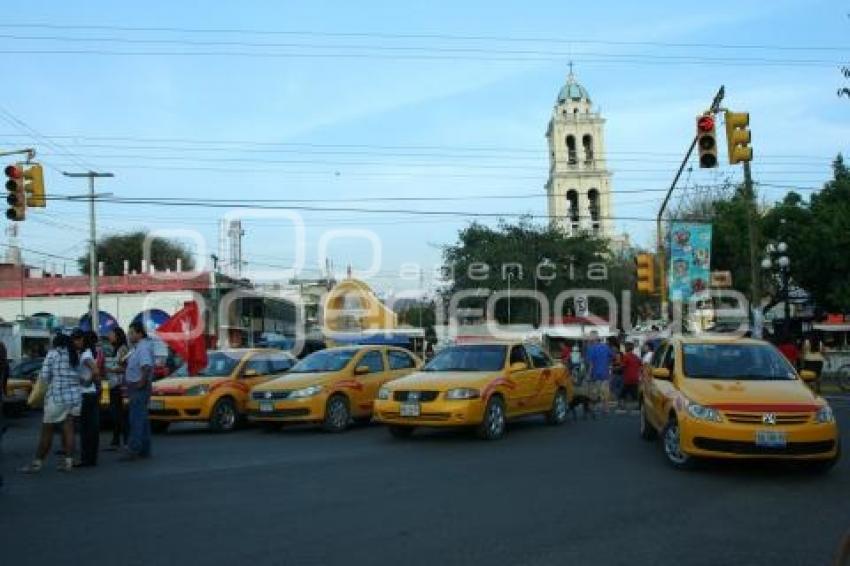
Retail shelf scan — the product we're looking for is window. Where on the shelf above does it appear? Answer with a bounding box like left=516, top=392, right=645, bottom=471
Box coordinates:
left=509, top=345, right=528, bottom=365
left=243, top=357, right=271, bottom=377
left=566, top=135, right=577, bottom=164
left=566, top=190, right=579, bottom=222
left=269, top=354, right=296, bottom=373
left=582, top=134, right=594, bottom=163
left=526, top=345, right=553, bottom=368
left=357, top=350, right=385, bottom=373
left=388, top=350, right=416, bottom=370
left=588, top=189, right=600, bottom=222
left=423, top=345, right=507, bottom=372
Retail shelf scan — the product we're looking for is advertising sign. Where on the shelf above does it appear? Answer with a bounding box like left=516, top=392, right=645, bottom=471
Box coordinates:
left=668, top=222, right=712, bottom=302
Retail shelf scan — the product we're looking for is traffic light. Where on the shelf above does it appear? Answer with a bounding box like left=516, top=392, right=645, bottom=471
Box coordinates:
left=696, top=114, right=718, bottom=168
left=22, top=163, right=45, bottom=207
left=4, top=163, right=25, bottom=221
left=725, top=111, right=752, bottom=165
left=635, top=253, right=656, bottom=294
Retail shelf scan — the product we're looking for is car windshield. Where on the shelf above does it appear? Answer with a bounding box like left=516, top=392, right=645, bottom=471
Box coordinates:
left=289, top=349, right=357, bottom=373
left=423, top=345, right=507, bottom=372
left=190, top=351, right=240, bottom=377
left=682, top=343, right=797, bottom=381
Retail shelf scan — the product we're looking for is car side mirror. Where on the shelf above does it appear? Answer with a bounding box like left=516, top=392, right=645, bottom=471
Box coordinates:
left=509, top=361, right=528, bottom=373
left=652, top=367, right=671, bottom=381
left=242, top=368, right=260, bottom=378
left=799, top=369, right=817, bottom=383
left=354, top=365, right=370, bottom=376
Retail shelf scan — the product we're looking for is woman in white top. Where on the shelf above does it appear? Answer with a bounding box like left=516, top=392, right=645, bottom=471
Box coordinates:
left=105, top=327, right=130, bottom=449
left=77, top=330, right=102, bottom=467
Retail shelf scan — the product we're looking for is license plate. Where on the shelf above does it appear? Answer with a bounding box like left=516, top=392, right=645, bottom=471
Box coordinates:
left=259, top=401, right=275, bottom=413
left=400, top=403, right=420, bottom=417
left=755, top=430, right=787, bottom=447
left=148, top=399, right=164, bottom=410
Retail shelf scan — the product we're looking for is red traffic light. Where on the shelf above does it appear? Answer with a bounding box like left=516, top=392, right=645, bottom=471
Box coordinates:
left=4, top=164, right=22, bottom=179
left=697, top=115, right=715, bottom=132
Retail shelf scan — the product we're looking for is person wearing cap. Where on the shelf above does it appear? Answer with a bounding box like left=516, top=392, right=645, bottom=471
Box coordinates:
left=20, top=332, right=82, bottom=473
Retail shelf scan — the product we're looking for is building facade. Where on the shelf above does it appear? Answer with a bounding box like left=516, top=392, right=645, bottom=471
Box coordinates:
left=545, top=68, right=613, bottom=237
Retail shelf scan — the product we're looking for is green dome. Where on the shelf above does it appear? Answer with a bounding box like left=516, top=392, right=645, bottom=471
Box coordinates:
left=557, top=72, right=590, bottom=103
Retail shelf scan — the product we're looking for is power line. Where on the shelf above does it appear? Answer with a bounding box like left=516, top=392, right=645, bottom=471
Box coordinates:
left=3, top=23, right=847, bottom=53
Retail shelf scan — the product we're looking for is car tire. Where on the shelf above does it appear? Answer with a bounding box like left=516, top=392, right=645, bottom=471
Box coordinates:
left=476, top=395, right=507, bottom=441
left=662, top=416, right=693, bottom=470
left=209, top=398, right=238, bottom=433
left=545, top=388, right=569, bottom=426
left=388, top=425, right=415, bottom=439
left=322, top=394, right=350, bottom=433
left=151, top=421, right=170, bottom=434
left=639, top=400, right=657, bottom=441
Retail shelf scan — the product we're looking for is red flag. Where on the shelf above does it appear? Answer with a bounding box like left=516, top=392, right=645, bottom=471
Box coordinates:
left=156, top=301, right=208, bottom=375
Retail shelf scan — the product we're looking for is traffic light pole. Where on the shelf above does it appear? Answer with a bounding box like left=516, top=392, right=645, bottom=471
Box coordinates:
left=62, top=171, right=114, bottom=335
left=656, top=85, right=725, bottom=321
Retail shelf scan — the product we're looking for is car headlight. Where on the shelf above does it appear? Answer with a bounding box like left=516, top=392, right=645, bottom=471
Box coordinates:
left=686, top=402, right=721, bottom=422
left=289, top=385, right=324, bottom=399
left=377, top=387, right=391, bottom=400
left=445, top=388, right=480, bottom=400
left=183, top=384, right=210, bottom=396
left=816, top=405, right=835, bottom=424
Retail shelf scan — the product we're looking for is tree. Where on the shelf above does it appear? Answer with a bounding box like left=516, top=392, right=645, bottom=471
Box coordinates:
left=441, top=218, right=647, bottom=326
left=763, top=155, right=850, bottom=311
left=78, top=230, right=196, bottom=275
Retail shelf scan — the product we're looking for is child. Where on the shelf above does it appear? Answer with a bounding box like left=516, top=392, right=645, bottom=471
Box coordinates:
left=618, top=342, right=642, bottom=412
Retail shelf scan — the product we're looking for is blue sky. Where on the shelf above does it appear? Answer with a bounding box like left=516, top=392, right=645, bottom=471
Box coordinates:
left=1, top=0, right=848, bottom=294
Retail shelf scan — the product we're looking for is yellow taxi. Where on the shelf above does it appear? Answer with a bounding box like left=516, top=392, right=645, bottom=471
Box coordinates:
left=373, top=342, right=573, bottom=440
left=149, top=348, right=296, bottom=433
left=639, top=337, right=840, bottom=470
left=3, top=357, right=44, bottom=415
left=247, top=346, right=421, bottom=432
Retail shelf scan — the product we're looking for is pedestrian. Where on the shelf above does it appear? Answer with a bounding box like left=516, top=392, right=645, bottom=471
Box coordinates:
left=77, top=330, right=101, bottom=467
left=585, top=331, right=613, bottom=416
left=105, top=327, right=129, bottom=450
left=776, top=332, right=800, bottom=369
left=19, top=333, right=82, bottom=473
left=801, top=332, right=825, bottom=392
left=641, top=341, right=655, bottom=365
left=618, top=342, right=641, bottom=411
left=122, top=321, right=154, bottom=461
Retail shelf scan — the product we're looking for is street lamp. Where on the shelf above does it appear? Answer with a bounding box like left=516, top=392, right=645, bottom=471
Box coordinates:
left=761, top=241, right=792, bottom=336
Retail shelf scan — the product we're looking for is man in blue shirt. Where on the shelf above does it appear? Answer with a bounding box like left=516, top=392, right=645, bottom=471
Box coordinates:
left=122, top=321, right=155, bottom=461
left=585, top=331, right=613, bottom=416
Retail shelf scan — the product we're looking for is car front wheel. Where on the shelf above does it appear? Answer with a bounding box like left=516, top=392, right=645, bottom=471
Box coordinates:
left=546, top=388, right=569, bottom=425
left=322, top=394, right=350, bottom=433
left=476, top=396, right=506, bottom=441
left=662, top=417, right=693, bottom=469
left=209, top=398, right=238, bottom=433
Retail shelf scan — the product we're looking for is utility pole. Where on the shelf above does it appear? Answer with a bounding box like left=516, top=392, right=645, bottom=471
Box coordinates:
left=743, top=162, right=760, bottom=309
left=656, top=85, right=725, bottom=320
left=62, top=171, right=114, bottom=334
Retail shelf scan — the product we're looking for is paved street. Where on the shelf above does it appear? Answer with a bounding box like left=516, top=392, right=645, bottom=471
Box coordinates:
left=2, top=399, right=849, bottom=566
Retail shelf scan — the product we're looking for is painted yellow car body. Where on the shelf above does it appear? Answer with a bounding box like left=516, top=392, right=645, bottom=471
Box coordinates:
left=373, top=342, right=573, bottom=439
left=640, top=336, right=840, bottom=469
left=149, top=348, right=296, bottom=432
left=247, top=346, right=421, bottom=431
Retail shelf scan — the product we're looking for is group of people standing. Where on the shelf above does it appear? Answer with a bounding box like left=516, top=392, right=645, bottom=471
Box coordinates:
left=19, top=321, right=155, bottom=473
left=564, top=332, right=648, bottom=417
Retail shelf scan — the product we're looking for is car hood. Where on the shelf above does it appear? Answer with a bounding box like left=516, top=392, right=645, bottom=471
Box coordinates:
left=681, top=378, right=822, bottom=411
left=254, top=371, right=341, bottom=391
left=153, top=376, right=227, bottom=394
left=383, top=370, right=499, bottom=391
